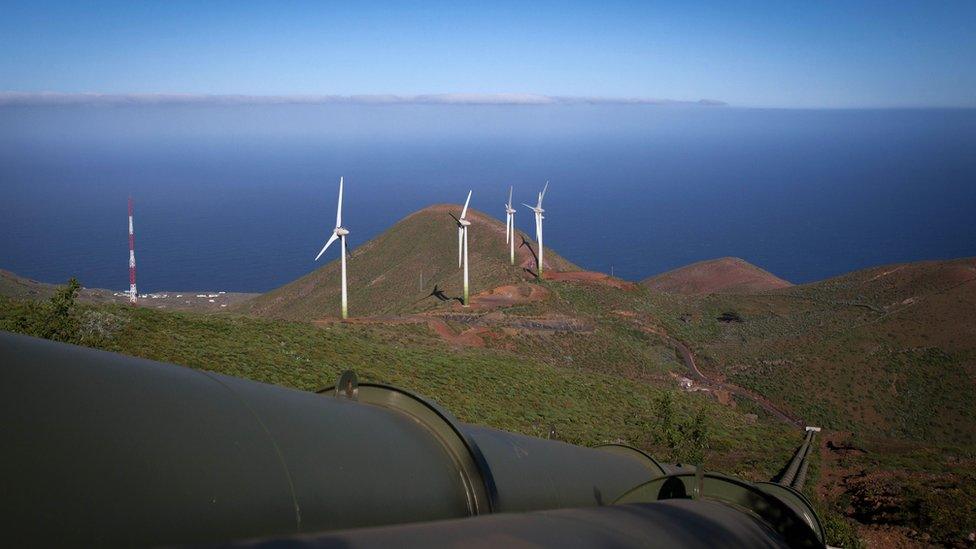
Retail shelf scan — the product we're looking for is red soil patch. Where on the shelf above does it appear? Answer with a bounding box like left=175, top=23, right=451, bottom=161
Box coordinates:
left=466, top=283, right=549, bottom=308
left=857, top=525, right=922, bottom=549
left=544, top=271, right=638, bottom=290
left=426, top=318, right=488, bottom=347
left=816, top=431, right=862, bottom=502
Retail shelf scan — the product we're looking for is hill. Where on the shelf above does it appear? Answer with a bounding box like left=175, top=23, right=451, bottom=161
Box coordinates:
left=652, top=257, right=976, bottom=444
left=238, top=204, right=579, bottom=319
left=641, top=257, right=792, bottom=295
left=0, top=269, right=57, bottom=300
left=5, top=252, right=975, bottom=544
left=638, top=257, right=976, bottom=544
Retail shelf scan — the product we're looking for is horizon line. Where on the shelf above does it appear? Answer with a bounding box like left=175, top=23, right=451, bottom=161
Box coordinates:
left=0, top=91, right=727, bottom=107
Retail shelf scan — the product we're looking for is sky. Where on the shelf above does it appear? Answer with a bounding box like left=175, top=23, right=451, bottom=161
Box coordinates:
left=0, top=1, right=974, bottom=108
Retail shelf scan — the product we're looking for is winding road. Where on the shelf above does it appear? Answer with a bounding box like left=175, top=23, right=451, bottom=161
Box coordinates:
left=625, top=316, right=804, bottom=428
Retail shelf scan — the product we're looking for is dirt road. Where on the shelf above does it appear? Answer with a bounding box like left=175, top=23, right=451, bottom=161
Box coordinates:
left=622, top=314, right=803, bottom=428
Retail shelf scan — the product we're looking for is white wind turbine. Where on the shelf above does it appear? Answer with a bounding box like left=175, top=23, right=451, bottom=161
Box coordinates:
left=523, top=181, right=549, bottom=278
left=314, top=176, right=350, bottom=319
left=504, top=186, right=516, bottom=265
left=449, top=190, right=473, bottom=306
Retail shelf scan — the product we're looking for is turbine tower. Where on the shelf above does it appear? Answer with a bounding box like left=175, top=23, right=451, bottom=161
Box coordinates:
left=504, top=186, right=516, bottom=265
left=523, top=181, right=549, bottom=278
left=128, top=197, right=137, bottom=304
left=449, top=190, right=473, bottom=306
left=314, top=177, right=350, bottom=319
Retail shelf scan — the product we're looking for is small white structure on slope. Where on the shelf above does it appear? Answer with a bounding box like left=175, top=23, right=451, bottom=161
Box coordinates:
left=449, top=190, right=473, bottom=306
left=522, top=181, right=549, bottom=277
left=504, top=186, right=517, bottom=265
left=314, top=177, right=351, bottom=319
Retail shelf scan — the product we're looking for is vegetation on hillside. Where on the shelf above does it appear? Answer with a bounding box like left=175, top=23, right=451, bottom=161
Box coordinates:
left=238, top=205, right=579, bottom=319
left=5, top=278, right=127, bottom=346
left=4, top=253, right=975, bottom=546
left=0, top=291, right=794, bottom=480
left=641, top=260, right=976, bottom=446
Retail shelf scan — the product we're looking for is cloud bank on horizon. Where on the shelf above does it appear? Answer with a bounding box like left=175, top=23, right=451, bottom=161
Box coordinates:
left=0, top=92, right=726, bottom=107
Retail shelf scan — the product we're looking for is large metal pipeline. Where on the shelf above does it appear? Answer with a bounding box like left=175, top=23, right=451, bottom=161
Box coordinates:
left=224, top=499, right=795, bottom=548
left=0, top=331, right=825, bottom=547
left=779, top=430, right=814, bottom=487
left=0, top=332, right=661, bottom=546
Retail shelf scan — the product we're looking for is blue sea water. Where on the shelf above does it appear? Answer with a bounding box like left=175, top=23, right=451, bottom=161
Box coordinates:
left=1, top=105, right=974, bottom=293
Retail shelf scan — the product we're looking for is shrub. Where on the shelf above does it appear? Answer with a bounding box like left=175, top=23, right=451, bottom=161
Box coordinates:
left=14, top=278, right=83, bottom=343
left=717, top=311, right=744, bottom=323
left=652, top=391, right=711, bottom=464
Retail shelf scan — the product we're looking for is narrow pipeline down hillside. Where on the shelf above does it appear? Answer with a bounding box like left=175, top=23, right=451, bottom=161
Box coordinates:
left=776, top=429, right=818, bottom=491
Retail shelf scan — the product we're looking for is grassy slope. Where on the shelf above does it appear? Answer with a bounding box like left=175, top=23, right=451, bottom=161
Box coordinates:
left=6, top=251, right=975, bottom=544
left=0, top=295, right=794, bottom=478
left=0, top=269, right=54, bottom=300
left=13, top=255, right=976, bottom=544
left=238, top=205, right=579, bottom=320
left=644, top=258, right=976, bottom=445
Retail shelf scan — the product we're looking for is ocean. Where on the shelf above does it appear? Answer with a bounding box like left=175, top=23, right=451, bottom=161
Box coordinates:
left=1, top=105, right=974, bottom=293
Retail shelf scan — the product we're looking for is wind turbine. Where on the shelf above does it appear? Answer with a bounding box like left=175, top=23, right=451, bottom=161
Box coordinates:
left=449, top=190, right=473, bottom=306
left=504, top=186, right=516, bottom=265
left=314, top=176, right=350, bottom=319
left=523, top=181, right=549, bottom=278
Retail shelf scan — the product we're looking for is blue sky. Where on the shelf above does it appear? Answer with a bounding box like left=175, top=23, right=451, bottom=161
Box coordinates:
left=1, top=1, right=974, bottom=108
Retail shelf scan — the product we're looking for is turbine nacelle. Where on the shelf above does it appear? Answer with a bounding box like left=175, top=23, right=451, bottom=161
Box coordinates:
left=335, top=227, right=350, bottom=236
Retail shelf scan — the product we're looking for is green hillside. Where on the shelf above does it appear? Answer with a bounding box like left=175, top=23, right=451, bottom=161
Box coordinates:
left=3, top=252, right=974, bottom=545
left=238, top=204, right=579, bottom=320
left=0, top=294, right=794, bottom=474
left=646, top=257, right=976, bottom=445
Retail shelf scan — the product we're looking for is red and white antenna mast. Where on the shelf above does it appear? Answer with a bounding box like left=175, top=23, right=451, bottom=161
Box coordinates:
left=128, top=197, right=137, bottom=304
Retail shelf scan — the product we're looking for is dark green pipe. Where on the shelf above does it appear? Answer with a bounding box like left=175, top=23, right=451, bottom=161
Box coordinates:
left=224, top=500, right=794, bottom=548
left=0, top=332, right=661, bottom=546
left=0, top=332, right=824, bottom=547
left=780, top=430, right=813, bottom=487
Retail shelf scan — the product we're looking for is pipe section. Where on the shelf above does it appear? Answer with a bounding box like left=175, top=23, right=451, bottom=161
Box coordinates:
left=0, top=332, right=824, bottom=547
left=223, top=499, right=793, bottom=548
left=0, top=332, right=661, bottom=546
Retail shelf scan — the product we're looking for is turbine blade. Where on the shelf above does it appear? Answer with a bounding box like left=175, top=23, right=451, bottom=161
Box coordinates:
left=314, top=232, right=339, bottom=261
left=460, top=190, right=472, bottom=219
left=541, top=180, right=549, bottom=201
left=505, top=213, right=511, bottom=243
left=336, top=176, right=343, bottom=228
left=448, top=212, right=461, bottom=225
left=458, top=227, right=463, bottom=267
left=508, top=185, right=513, bottom=208
left=522, top=203, right=534, bottom=210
